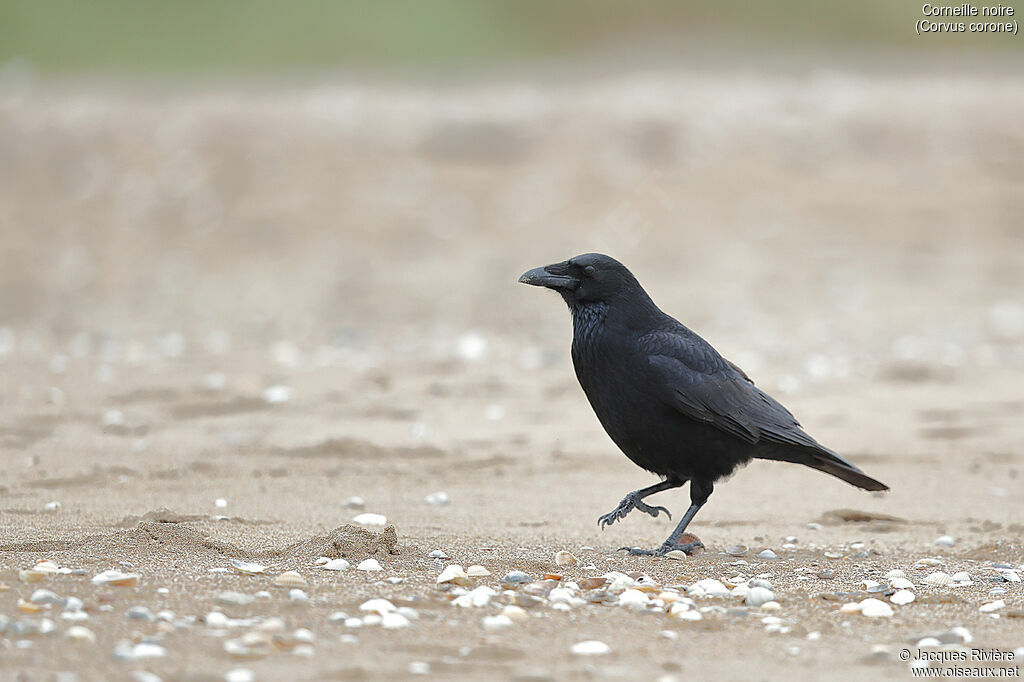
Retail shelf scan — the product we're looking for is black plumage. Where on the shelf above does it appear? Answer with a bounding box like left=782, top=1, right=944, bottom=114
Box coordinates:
left=519, top=253, right=888, bottom=556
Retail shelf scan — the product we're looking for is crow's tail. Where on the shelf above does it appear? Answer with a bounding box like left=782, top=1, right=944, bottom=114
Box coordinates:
left=758, top=445, right=889, bottom=492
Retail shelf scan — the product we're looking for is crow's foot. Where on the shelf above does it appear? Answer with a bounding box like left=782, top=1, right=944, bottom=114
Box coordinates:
left=598, top=492, right=670, bottom=529
left=618, top=538, right=704, bottom=557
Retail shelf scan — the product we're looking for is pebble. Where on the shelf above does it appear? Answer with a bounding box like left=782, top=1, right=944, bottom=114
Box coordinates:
left=571, top=640, right=611, bottom=656
left=225, top=670, right=256, bottom=682
left=288, top=589, right=309, bottom=603
left=352, top=513, right=387, bottom=527
left=262, top=385, right=292, bottom=404
left=126, top=606, right=156, bottom=622
left=745, top=587, right=775, bottom=607
left=341, top=496, right=366, bottom=509
left=381, top=612, right=411, bottom=629
left=757, top=550, right=779, bottom=561
left=321, top=559, right=350, bottom=571
left=356, top=559, right=383, bottom=572
left=424, top=491, right=450, bottom=506
left=408, top=662, right=431, bottom=675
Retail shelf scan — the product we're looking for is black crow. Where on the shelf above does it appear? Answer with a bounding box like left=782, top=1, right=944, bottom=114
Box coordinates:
left=519, top=253, right=888, bottom=556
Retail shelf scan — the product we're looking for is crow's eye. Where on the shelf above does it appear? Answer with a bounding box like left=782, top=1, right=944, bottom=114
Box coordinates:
left=583, top=265, right=596, bottom=276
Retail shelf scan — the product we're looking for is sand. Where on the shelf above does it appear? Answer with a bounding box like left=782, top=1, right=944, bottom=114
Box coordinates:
left=1, top=66, right=1023, bottom=681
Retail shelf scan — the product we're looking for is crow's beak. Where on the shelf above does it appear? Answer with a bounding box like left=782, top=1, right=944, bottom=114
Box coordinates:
left=518, top=264, right=578, bottom=290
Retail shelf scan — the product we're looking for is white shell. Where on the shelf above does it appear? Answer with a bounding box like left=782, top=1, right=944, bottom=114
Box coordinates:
left=885, top=569, right=906, bottom=579
left=437, top=564, right=468, bottom=585
left=617, top=589, right=650, bottom=609
left=230, top=560, right=267, bottom=576
left=359, top=599, right=396, bottom=614
left=859, top=598, right=894, bottom=618
left=273, top=571, right=308, bottom=588
left=91, top=570, right=140, bottom=587
left=352, top=513, right=387, bottom=527
left=760, top=601, right=782, bottom=611
left=745, top=587, right=775, bottom=607
left=555, top=551, right=579, bottom=567
left=890, top=577, right=915, bottom=590
left=321, top=559, right=350, bottom=571
left=934, top=535, right=955, bottom=547
left=356, top=559, right=383, bottom=572
left=571, top=640, right=610, bottom=656
left=483, top=615, right=513, bottom=630
left=891, top=590, right=916, bottom=605
left=922, top=571, right=954, bottom=587
left=951, top=571, right=973, bottom=586
left=466, top=565, right=490, bottom=578
left=380, top=612, right=410, bottom=629
left=979, top=599, right=1005, bottom=613
left=501, top=605, right=528, bottom=621
left=839, top=602, right=862, bottom=614
left=689, top=579, right=730, bottom=597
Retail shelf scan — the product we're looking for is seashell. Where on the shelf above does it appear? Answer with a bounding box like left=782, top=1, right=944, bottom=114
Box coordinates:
left=951, top=571, right=973, bottom=586
left=668, top=603, right=702, bottom=620
left=91, top=570, right=139, bottom=587
left=428, top=550, right=449, bottom=559
left=725, top=545, right=748, bottom=557
left=483, top=614, right=513, bottom=630
left=230, top=560, right=267, bottom=576
left=745, top=587, right=775, bottom=607
left=760, top=601, right=782, bottom=611
left=356, top=559, right=383, bottom=572
left=917, top=558, right=945, bottom=567
left=689, top=579, right=730, bottom=597
left=757, top=549, right=779, bottom=561
left=890, top=590, right=915, bottom=605
left=542, top=573, right=563, bottom=581
left=273, top=571, right=308, bottom=588
left=500, top=571, right=532, bottom=588
left=617, top=589, right=650, bottom=610
left=824, top=551, right=843, bottom=559
left=437, top=565, right=469, bottom=586
left=885, top=569, right=906, bottom=580
left=423, top=491, right=449, bottom=506
left=859, top=598, right=894, bottom=618
left=360, top=599, right=396, bottom=614
left=579, top=577, right=608, bottom=590
left=66, top=625, right=96, bottom=643
left=289, top=589, right=309, bottom=603
left=341, top=496, right=366, bottom=509
left=979, top=599, right=1005, bottom=613
left=571, top=640, right=611, bottom=656
left=381, top=612, right=410, bottom=629
left=466, top=565, right=490, bottom=578
left=890, top=577, right=914, bottom=590
left=352, top=513, right=386, bottom=527
left=664, top=550, right=689, bottom=560
left=33, top=560, right=61, bottom=575
left=20, top=569, right=49, bottom=583
left=934, top=535, right=955, bottom=547
left=555, top=551, right=578, bottom=567
left=502, top=605, right=529, bottom=621
left=321, top=559, right=350, bottom=571
left=922, top=571, right=954, bottom=587
left=838, top=602, right=862, bottom=614
left=18, top=598, right=49, bottom=614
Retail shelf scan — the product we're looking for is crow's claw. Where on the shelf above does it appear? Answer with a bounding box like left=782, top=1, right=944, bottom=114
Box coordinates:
left=617, top=539, right=705, bottom=557
left=598, top=492, right=671, bottom=529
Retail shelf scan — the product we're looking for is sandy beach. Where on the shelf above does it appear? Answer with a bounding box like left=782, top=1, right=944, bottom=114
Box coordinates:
left=1, top=69, right=1023, bottom=681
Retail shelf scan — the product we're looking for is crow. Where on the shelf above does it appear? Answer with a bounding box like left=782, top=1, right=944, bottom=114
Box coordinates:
left=519, top=253, right=888, bottom=556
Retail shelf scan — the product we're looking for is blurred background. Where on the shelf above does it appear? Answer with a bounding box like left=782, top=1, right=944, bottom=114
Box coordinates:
left=0, top=0, right=1022, bottom=448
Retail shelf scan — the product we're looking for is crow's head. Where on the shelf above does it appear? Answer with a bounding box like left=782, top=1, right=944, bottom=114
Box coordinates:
left=518, top=253, right=643, bottom=305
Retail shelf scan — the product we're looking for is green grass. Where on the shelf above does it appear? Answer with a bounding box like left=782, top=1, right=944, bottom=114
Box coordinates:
left=0, top=0, right=1019, bottom=75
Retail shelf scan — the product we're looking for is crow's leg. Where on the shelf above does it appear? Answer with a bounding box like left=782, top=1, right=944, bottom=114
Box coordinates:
left=598, top=477, right=684, bottom=529
left=620, top=479, right=713, bottom=556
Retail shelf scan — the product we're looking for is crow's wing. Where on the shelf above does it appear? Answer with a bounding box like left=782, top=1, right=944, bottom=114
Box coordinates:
left=640, top=329, right=820, bottom=450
